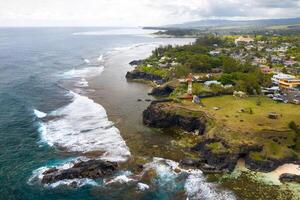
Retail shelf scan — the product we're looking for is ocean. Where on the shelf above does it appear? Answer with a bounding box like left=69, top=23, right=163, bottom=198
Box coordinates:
left=0, top=27, right=236, bottom=200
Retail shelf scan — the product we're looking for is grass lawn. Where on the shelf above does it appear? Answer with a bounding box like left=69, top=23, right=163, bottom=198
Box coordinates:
left=182, top=95, right=300, bottom=133
left=175, top=95, right=300, bottom=160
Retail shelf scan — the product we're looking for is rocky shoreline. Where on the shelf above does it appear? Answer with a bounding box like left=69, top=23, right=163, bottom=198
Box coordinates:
left=41, top=160, right=118, bottom=184
left=125, top=64, right=300, bottom=177
left=126, top=70, right=166, bottom=83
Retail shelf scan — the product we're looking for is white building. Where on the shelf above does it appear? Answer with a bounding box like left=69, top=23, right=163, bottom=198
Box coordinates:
left=271, top=73, right=296, bottom=84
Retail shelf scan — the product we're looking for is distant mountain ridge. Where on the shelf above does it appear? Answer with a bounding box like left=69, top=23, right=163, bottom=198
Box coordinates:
left=164, top=17, right=300, bottom=28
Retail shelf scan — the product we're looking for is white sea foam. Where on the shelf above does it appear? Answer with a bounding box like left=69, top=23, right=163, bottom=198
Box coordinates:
left=185, top=171, right=236, bottom=200
left=39, top=91, right=130, bottom=162
left=62, top=66, right=104, bottom=79
left=28, top=157, right=99, bottom=188
left=105, top=175, right=135, bottom=185
left=137, top=183, right=150, bottom=191
left=48, top=178, right=98, bottom=188
left=84, top=59, right=91, bottom=64
left=97, top=54, right=104, bottom=62
left=74, top=78, right=89, bottom=88
left=34, top=109, right=47, bottom=118
left=143, top=158, right=236, bottom=200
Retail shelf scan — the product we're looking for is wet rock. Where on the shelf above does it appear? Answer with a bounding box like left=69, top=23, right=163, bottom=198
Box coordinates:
left=41, top=160, right=118, bottom=184
left=279, top=173, right=300, bottom=183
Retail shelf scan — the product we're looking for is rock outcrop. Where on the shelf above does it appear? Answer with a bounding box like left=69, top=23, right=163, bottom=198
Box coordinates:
left=41, top=160, right=118, bottom=184
left=192, top=138, right=263, bottom=173
left=149, top=85, right=174, bottom=96
left=126, top=70, right=165, bottom=83
left=279, top=173, right=300, bottom=183
left=143, top=101, right=207, bottom=133
left=245, top=156, right=299, bottom=172
left=129, top=60, right=144, bottom=66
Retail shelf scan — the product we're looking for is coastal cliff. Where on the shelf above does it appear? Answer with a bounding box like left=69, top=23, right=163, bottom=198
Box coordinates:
left=143, top=101, right=207, bottom=133
left=142, top=100, right=300, bottom=173
left=126, top=70, right=166, bottom=83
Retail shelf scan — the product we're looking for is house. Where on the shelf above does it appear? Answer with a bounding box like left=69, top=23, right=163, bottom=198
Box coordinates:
left=259, top=65, right=272, bottom=74
left=254, top=57, right=267, bottom=64
left=284, top=60, right=296, bottom=67
left=279, top=78, right=300, bottom=89
left=235, top=36, right=254, bottom=46
left=204, top=80, right=221, bottom=86
left=288, top=67, right=300, bottom=75
left=271, top=73, right=296, bottom=84
left=209, top=50, right=221, bottom=56
left=271, top=55, right=282, bottom=64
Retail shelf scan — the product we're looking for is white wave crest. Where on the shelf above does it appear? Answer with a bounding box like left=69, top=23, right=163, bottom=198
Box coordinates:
left=97, top=54, right=104, bottom=62
left=34, top=109, right=47, bottom=118
left=185, top=171, right=236, bottom=200
left=84, top=59, right=91, bottom=64
left=137, top=183, right=149, bottom=191
left=39, top=91, right=131, bottom=162
left=62, top=66, right=104, bottom=79
left=74, top=78, right=89, bottom=88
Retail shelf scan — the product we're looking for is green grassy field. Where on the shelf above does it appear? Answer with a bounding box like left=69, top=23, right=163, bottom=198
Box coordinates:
left=176, top=96, right=300, bottom=160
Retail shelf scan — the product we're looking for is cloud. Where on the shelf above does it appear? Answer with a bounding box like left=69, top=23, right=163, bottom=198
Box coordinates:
left=0, top=0, right=299, bottom=26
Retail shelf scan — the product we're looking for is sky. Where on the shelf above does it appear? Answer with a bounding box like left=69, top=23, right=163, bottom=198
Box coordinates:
left=0, top=0, right=299, bottom=27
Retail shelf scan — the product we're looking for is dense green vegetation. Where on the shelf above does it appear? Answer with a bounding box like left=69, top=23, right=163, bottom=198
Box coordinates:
left=141, top=35, right=275, bottom=94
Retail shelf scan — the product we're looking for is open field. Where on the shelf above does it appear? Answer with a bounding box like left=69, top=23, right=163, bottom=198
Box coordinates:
left=169, top=96, right=300, bottom=160
left=181, top=96, right=300, bottom=133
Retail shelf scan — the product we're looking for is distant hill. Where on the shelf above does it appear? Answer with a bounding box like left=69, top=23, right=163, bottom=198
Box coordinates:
left=147, top=17, right=300, bottom=29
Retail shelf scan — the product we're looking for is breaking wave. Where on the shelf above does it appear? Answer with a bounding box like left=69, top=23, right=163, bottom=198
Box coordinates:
left=143, top=158, right=236, bottom=200
left=62, top=66, right=104, bottom=79
left=28, top=157, right=99, bottom=188
left=37, top=91, right=130, bottom=162
left=34, top=109, right=47, bottom=118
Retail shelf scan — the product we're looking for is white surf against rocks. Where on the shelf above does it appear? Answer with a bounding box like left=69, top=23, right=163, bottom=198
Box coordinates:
left=143, top=158, right=236, bottom=200
left=36, top=91, right=131, bottom=162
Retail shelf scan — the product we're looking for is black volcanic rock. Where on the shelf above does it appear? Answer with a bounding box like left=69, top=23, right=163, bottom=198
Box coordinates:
left=279, top=173, right=300, bottom=183
left=126, top=70, right=165, bottom=82
left=149, top=85, right=174, bottom=96
left=143, top=101, right=206, bottom=133
left=129, top=60, right=144, bottom=66
left=192, top=139, right=264, bottom=173
left=41, top=160, right=118, bottom=184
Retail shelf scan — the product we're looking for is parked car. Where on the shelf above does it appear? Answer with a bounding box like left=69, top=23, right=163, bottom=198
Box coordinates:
left=273, top=97, right=283, bottom=102
left=292, top=99, right=300, bottom=105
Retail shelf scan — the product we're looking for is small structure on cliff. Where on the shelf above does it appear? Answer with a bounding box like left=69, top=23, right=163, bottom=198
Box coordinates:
left=187, top=73, right=193, bottom=99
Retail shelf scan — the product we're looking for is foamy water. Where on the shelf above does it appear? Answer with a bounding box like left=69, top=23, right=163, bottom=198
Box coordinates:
left=143, top=158, right=236, bottom=200
left=36, top=91, right=130, bottom=162
left=34, top=109, right=47, bottom=118
left=62, top=66, right=104, bottom=79
left=28, top=157, right=99, bottom=188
